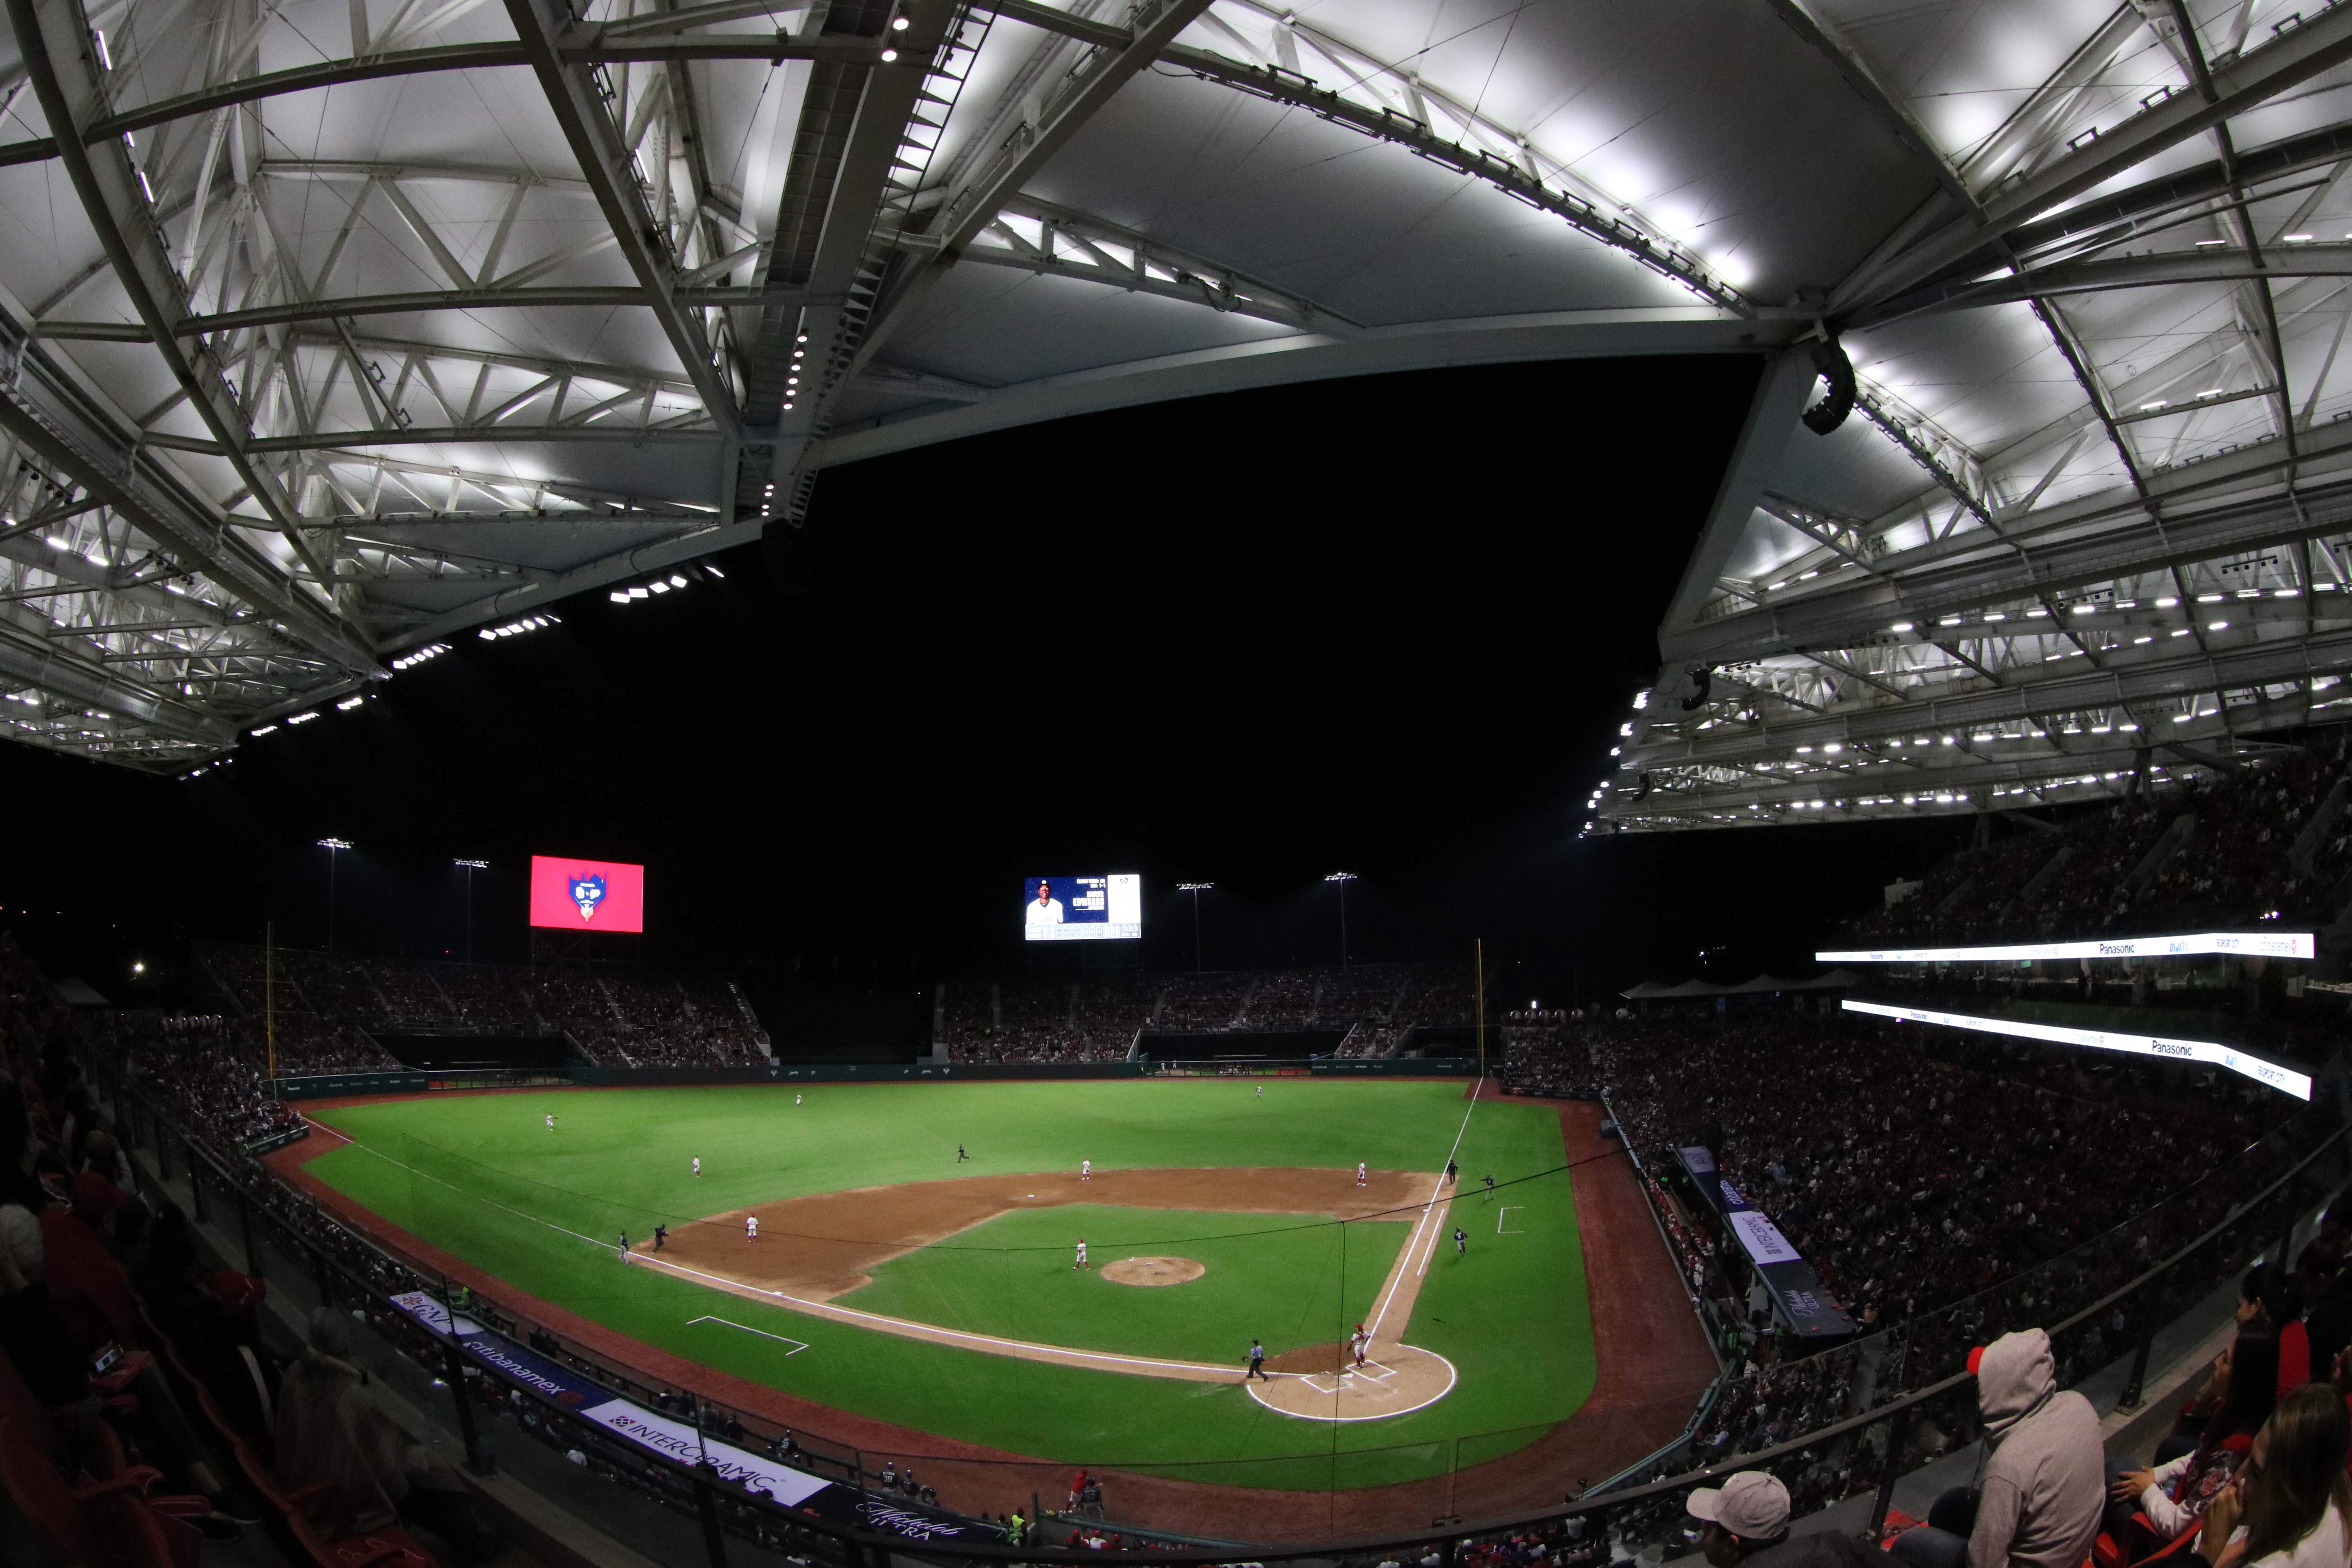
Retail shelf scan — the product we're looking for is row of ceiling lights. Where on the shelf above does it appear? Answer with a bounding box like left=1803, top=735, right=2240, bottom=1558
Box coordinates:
left=609, top=561, right=721, bottom=603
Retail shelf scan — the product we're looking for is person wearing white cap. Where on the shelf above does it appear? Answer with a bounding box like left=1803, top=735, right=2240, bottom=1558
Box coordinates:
left=1689, top=1472, right=1792, bottom=1565
left=1689, top=1471, right=1893, bottom=1568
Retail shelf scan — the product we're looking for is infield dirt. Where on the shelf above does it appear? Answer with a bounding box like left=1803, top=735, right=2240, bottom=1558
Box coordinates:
left=658, top=1165, right=1434, bottom=1299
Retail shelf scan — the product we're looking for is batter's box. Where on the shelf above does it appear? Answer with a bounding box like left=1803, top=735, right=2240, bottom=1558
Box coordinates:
left=1301, top=1358, right=1401, bottom=1395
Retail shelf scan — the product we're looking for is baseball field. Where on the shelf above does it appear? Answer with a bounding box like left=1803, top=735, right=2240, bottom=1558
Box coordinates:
left=285, top=1078, right=1605, bottom=1492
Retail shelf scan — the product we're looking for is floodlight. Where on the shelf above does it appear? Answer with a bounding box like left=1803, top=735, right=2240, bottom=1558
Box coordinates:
left=318, top=837, right=352, bottom=850
left=1176, top=882, right=1213, bottom=891
left=1323, top=871, right=1356, bottom=882
left=453, top=858, right=489, bottom=870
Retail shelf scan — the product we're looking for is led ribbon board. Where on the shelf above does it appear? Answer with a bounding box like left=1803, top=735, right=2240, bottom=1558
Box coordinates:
left=1818, top=931, right=2314, bottom=964
left=1841, top=998, right=2312, bottom=1100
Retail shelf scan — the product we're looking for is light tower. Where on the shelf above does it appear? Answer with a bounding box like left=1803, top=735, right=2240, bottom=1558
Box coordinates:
left=1325, top=871, right=1357, bottom=966
left=454, top=859, right=490, bottom=962
left=1177, top=883, right=1213, bottom=972
left=317, top=838, right=352, bottom=952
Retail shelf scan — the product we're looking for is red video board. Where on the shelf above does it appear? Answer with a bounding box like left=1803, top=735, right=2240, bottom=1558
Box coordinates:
left=528, top=855, right=646, bottom=933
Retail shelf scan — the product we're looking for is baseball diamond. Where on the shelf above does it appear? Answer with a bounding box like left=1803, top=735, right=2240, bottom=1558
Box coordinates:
left=261, top=1075, right=1705, bottom=1528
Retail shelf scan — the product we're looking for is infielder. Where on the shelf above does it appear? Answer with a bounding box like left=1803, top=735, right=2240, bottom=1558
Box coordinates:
left=1453, top=1225, right=1467, bottom=1256
left=1356, top=1161, right=1367, bottom=1187
left=746, top=1215, right=759, bottom=1240
left=1074, top=1239, right=1089, bottom=1270
left=617, top=1231, right=628, bottom=1259
left=653, top=1224, right=667, bottom=1251
left=1484, top=1173, right=1496, bottom=1200
left=1080, top=1159, right=1091, bottom=1181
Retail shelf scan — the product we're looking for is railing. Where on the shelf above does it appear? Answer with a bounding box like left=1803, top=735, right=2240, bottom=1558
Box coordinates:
left=83, top=1031, right=2352, bottom=1566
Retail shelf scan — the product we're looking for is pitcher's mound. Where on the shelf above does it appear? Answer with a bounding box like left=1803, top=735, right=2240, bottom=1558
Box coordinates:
left=1101, top=1256, right=1204, bottom=1287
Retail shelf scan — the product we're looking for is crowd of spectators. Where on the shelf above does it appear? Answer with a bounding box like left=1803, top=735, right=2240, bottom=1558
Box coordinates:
left=194, top=941, right=769, bottom=1071
left=937, top=962, right=1473, bottom=1062
left=1499, top=1010, right=1597, bottom=1096
left=0, top=935, right=1024, bottom=1568
left=1850, top=734, right=2352, bottom=944
left=1592, top=1004, right=2328, bottom=1479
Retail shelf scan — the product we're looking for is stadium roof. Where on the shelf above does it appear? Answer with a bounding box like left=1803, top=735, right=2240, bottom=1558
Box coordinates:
left=4, top=2, right=2351, bottom=789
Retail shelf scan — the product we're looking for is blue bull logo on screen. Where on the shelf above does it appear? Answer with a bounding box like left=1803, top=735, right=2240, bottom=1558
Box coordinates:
left=569, top=874, right=608, bottom=920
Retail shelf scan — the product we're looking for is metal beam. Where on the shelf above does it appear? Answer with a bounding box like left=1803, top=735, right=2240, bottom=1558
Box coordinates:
left=817, top=307, right=1794, bottom=465
left=1833, top=2, right=2352, bottom=312
left=734, top=0, right=965, bottom=519
left=0, top=317, right=377, bottom=674
left=1658, top=348, right=1815, bottom=641
left=6, top=0, right=349, bottom=605
left=502, top=0, right=740, bottom=441
left=1663, top=423, right=2352, bottom=665
left=1862, top=243, right=2352, bottom=325
left=0, top=33, right=897, bottom=167
left=146, top=284, right=774, bottom=338
left=971, top=0, right=1748, bottom=312
left=145, top=424, right=721, bottom=456
left=1625, top=632, right=2352, bottom=771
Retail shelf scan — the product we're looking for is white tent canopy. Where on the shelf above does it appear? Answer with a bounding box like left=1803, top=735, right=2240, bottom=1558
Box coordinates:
left=1, top=0, right=2347, bottom=786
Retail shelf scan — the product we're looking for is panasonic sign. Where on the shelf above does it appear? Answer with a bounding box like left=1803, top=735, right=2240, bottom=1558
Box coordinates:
left=1817, top=931, right=2314, bottom=964
left=1842, top=999, right=2312, bottom=1100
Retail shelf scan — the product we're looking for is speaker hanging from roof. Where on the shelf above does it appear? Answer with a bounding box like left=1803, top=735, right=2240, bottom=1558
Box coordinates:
left=1803, top=338, right=1857, bottom=435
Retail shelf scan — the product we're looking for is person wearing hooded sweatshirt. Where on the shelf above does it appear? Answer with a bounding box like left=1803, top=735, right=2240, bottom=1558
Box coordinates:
left=274, top=1306, right=503, bottom=1563
left=1891, top=1328, right=2103, bottom=1568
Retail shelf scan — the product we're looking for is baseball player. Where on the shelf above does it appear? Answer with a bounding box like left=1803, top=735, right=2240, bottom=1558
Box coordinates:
left=1255, top=1085, right=1262, bottom=1099
left=653, top=1223, right=667, bottom=1252
left=692, top=1157, right=701, bottom=1177
left=1484, top=1173, right=1496, bottom=1200
left=1356, top=1161, right=1367, bottom=1187
left=1080, top=1158, right=1091, bottom=1181
left=1453, top=1225, right=1467, bottom=1256
left=546, top=1114, right=555, bottom=1132
left=794, top=1093, right=802, bottom=1105
left=1246, top=1340, right=1268, bottom=1381
left=958, top=1144, right=971, bottom=1163
left=746, top=1215, right=759, bottom=1240
left=1074, top=1239, right=1089, bottom=1270
left=1350, top=1323, right=1369, bottom=1368
left=617, top=1231, right=628, bottom=1260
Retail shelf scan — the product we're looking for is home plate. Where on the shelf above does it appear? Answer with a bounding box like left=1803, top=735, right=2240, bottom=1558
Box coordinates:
left=1250, top=1342, right=1455, bottom=1422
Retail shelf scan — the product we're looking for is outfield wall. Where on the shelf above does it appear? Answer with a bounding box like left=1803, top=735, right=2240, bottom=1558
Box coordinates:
left=269, top=1054, right=1488, bottom=1099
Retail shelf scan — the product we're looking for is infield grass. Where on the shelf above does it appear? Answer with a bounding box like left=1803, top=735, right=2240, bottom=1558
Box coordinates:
left=839, top=1204, right=1410, bottom=1364
left=301, top=1079, right=1595, bottom=1485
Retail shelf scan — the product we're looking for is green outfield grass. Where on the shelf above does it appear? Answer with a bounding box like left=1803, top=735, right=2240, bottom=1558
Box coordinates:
left=301, top=1079, right=1596, bottom=1486
left=839, top=1203, right=1410, bottom=1363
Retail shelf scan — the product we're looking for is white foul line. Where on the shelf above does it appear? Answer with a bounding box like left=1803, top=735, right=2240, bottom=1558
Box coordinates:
left=1497, top=1205, right=1522, bottom=1235
left=688, top=1317, right=810, bottom=1353
left=1369, top=1076, right=1480, bottom=1339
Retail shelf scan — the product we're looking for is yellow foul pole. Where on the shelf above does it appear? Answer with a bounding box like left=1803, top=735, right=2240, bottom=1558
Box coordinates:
left=1475, top=937, right=1485, bottom=1074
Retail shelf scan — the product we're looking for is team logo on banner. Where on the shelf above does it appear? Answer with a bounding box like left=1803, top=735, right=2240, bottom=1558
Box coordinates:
left=569, top=874, right=608, bottom=920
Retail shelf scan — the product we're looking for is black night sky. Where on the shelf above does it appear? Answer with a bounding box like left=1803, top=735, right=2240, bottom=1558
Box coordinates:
left=0, top=355, right=1969, bottom=1006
